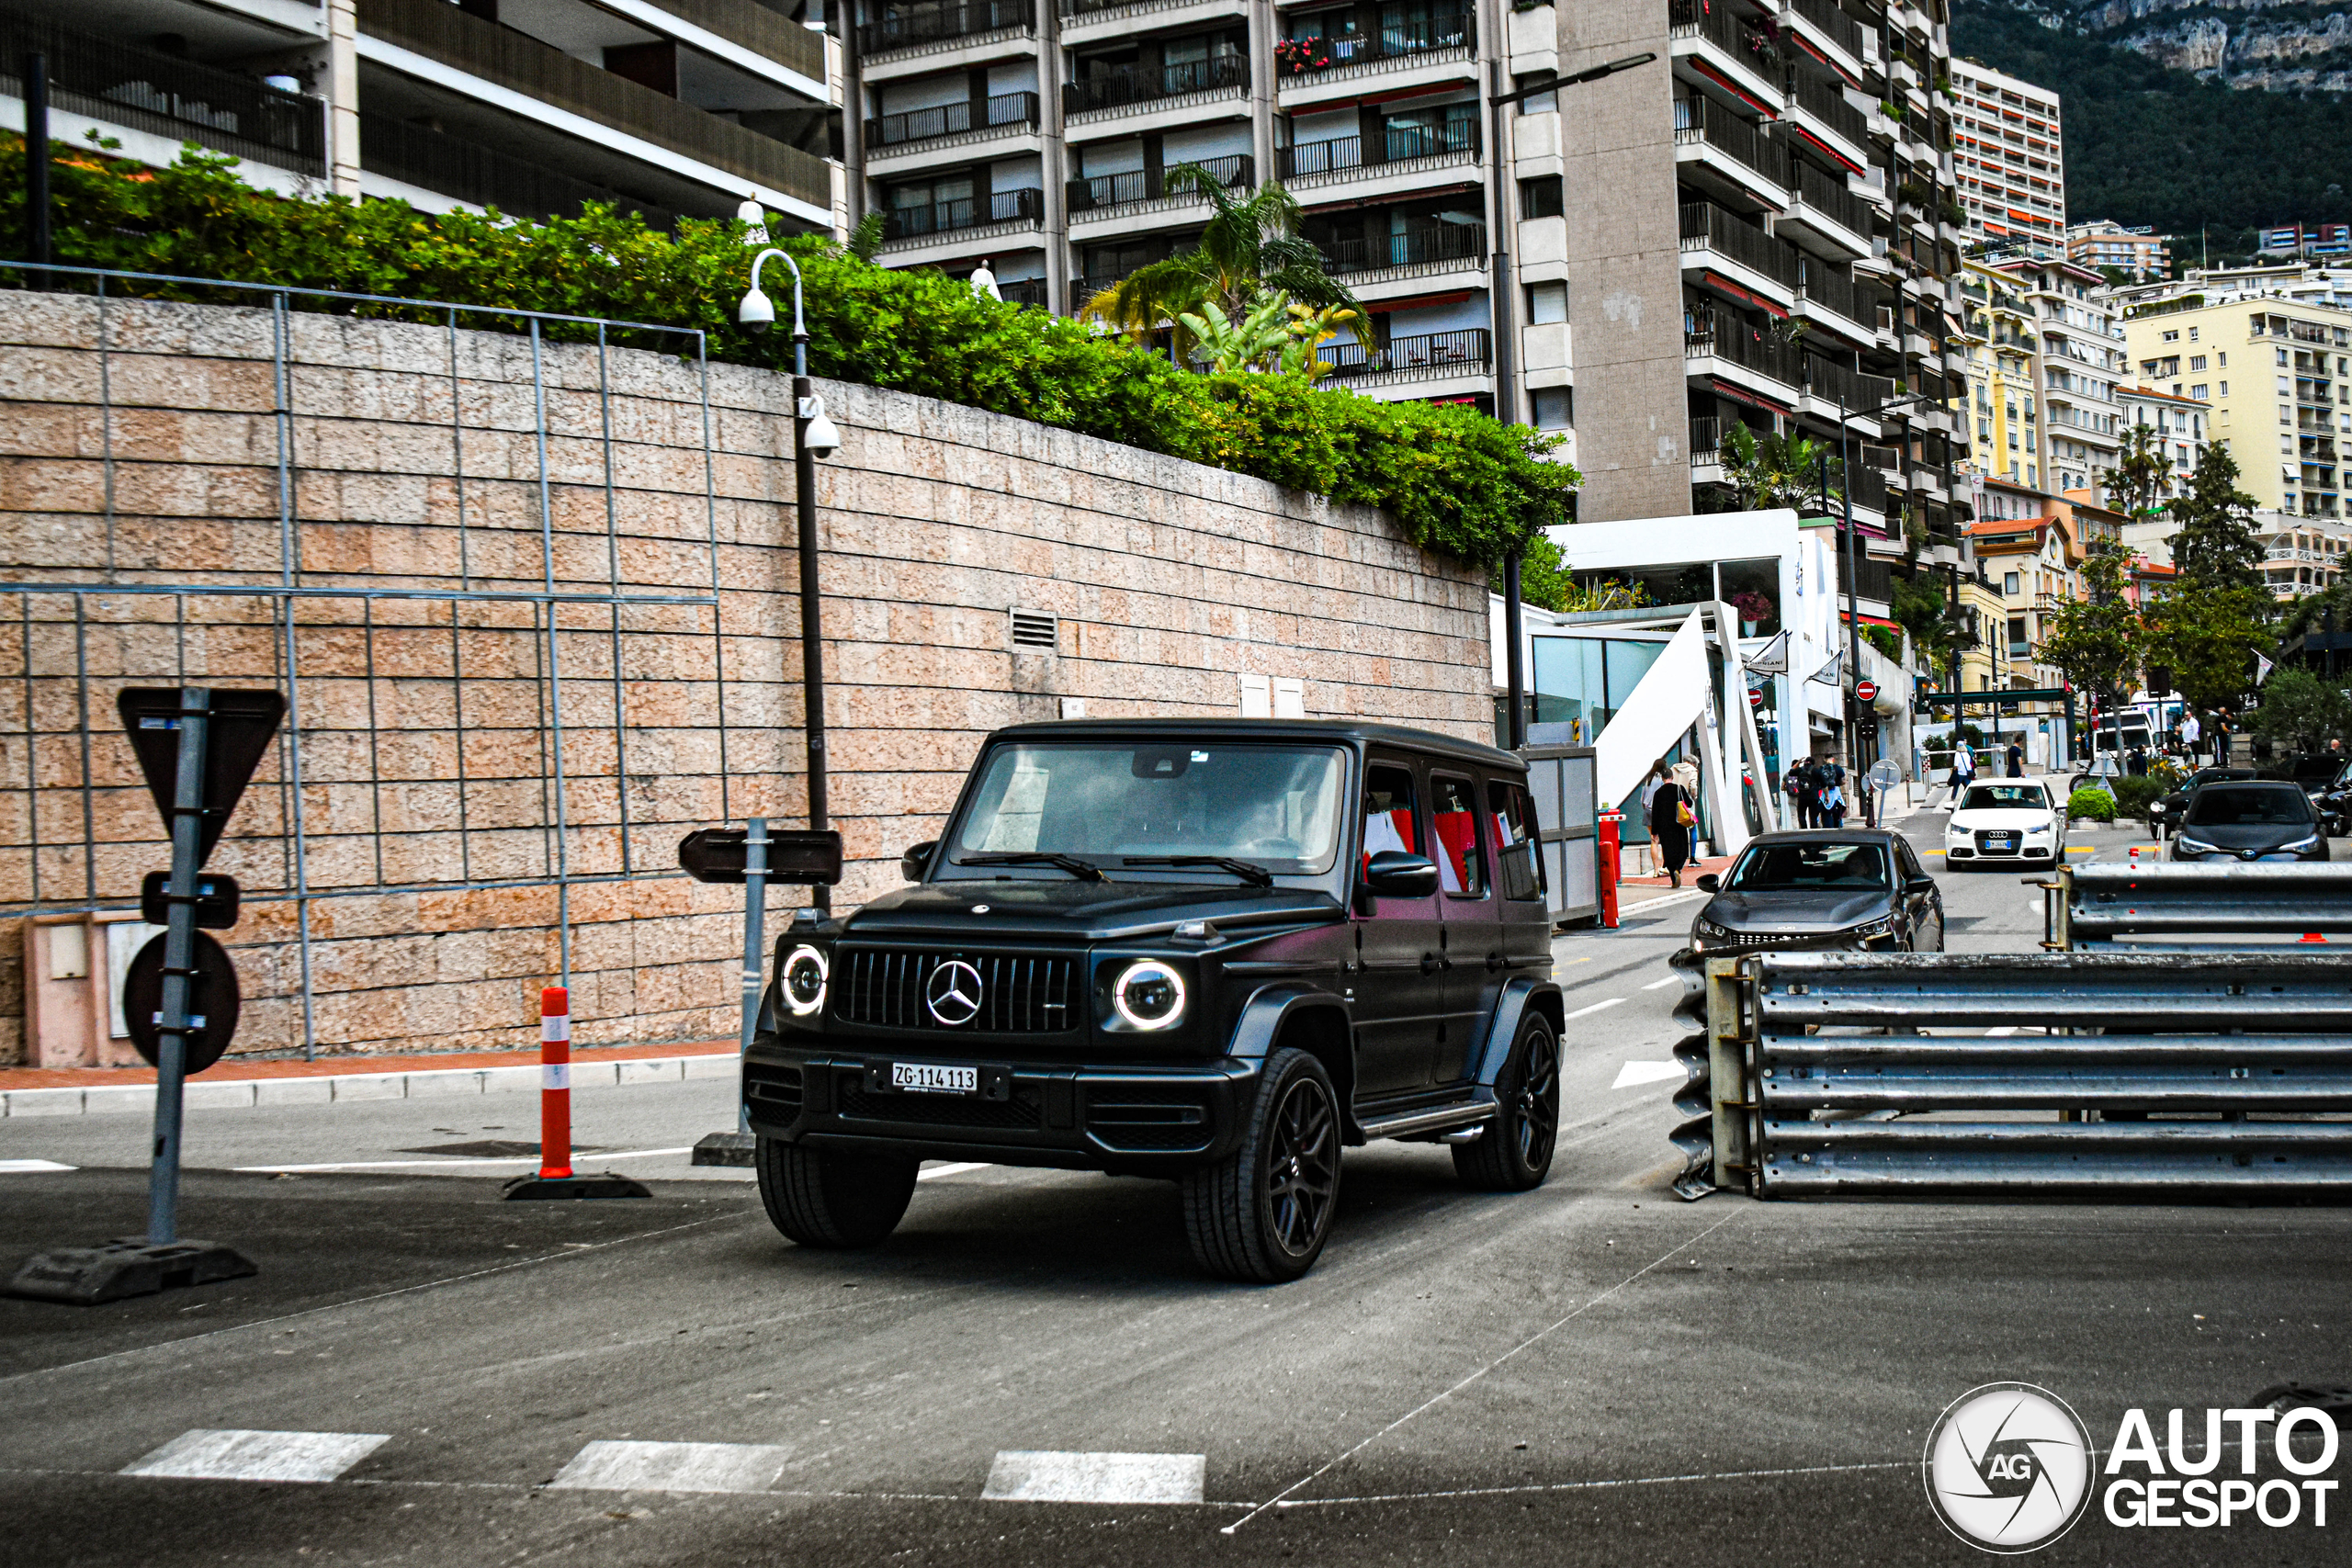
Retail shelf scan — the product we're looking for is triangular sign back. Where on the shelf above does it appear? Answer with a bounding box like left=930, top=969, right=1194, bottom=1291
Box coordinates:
left=117, top=687, right=288, bottom=867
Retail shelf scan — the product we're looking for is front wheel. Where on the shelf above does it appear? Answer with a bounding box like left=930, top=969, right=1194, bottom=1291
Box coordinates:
left=755, top=1137, right=919, bottom=1248
left=1454, top=1013, right=1559, bottom=1191
left=1182, top=1047, right=1340, bottom=1283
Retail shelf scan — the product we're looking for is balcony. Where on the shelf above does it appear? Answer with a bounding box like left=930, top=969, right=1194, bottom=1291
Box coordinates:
left=1317, top=328, right=1492, bottom=386
left=1272, top=9, right=1475, bottom=94
left=1685, top=305, right=1804, bottom=394
left=866, top=92, right=1040, bottom=155
left=361, top=111, right=677, bottom=226
left=1787, top=0, right=1865, bottom=71
left=1067, top=153, right=1251, bottom=220
left=1065, top=53, right=1248, bottom=121
left=1780, top=160, right=1873, bottom=258
left=998, top=277, right=1049, bottom=308
left=1671, top=96, right=1786, bottom=206
left=356, top=0, right=828, bottom=207
left=1783, top=71, right=1870, bottom=173
left=1277, top=120, right=1479, bottom=187
left=1680, top=200, right=1796, bottom=297
left=1667, top=0, right=1781, bottom=107
left=1793, top=257, right=1874, bottom=342
left=860, top=0, right=1036, bottom=60
left=1690, top=415, right=1723, bottom=468
left=1318, top=222, right=1487, bottom=281
left=0, top=12, right=325, bottom=176
left=881, top=186, right=1044, bottom=243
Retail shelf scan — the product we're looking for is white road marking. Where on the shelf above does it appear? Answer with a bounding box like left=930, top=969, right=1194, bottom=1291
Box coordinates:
left=549, top=1439, right=791, bottom=1495
left=918, top=1162, right=989, bottom=1181
left=0, top=1158, right=75, bottom=1173
left=1985, top=1026, right=2018, bottom=1037
left=1611, top=1061, right=1684, bottom=1090
left=230, top=1148, right=690, bottom=1174
left=1641, top=976, right=1680, bottom=990
left=121, top=1429, right=389, bottom=1483
left=983, top=1450, right=1206, bottom=1506
left=1565, top=998, right=1625, bottom=1021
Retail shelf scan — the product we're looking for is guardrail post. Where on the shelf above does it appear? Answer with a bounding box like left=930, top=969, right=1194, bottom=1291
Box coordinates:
left=1705, top=956, right=1752, bottom=1192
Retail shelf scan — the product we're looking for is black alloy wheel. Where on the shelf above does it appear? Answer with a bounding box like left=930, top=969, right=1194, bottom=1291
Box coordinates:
left=756, top=1137, right=920, bottom=1248
left=1454, top=1012, right=1559, bottom=1191
left=1182, top=1046, right=1340, bottom=1282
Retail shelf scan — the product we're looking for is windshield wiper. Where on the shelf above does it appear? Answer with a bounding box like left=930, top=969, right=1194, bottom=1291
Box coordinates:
left=959, top=852, right=1105, bottom=882
left=1123, top=855, right=1274, bottom=887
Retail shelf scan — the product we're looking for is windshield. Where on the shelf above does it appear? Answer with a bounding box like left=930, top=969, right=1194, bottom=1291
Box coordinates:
left=1960, top=784, right=2045, bottom=811
left=1724, top=840, right=1890, bottom=891
left=2185, top=784, right=2315, bottom=827
left=945, top=743, right=1347, bottom=877
left=2188, top=769, right=2254, bottom=789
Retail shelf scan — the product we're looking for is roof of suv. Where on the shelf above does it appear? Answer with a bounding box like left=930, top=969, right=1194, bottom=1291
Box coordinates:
left=987, top=717, right=1524, bottom=773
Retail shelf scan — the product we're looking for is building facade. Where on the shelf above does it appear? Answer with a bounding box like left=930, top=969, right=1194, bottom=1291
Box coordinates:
left=1948, top=58, right=2063, bottom=257
left=2117, top=382, right=2211, bottom=502
left=2120, top=294, right=2352, bottom=521
left=2067, top=220, right=2165, bottom=281
left=0, top=0, right=842, bottom=231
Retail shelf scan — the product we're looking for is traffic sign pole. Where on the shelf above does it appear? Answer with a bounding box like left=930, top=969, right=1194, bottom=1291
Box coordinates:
left=147, top=689, right=210, bottom=1246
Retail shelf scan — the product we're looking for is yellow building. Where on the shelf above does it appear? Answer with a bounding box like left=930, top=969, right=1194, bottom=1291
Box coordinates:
left=2120, top=295, right=2352, bottom=520
left=1955, top=259, right=2047, bottom=491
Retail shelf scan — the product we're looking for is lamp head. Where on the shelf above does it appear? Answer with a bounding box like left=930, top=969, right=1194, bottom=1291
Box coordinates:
left=738, top=285, right=775, bottom=334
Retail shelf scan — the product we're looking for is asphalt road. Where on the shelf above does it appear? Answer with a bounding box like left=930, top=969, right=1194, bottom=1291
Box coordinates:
left=3, top=797, right=2346, bottom=1567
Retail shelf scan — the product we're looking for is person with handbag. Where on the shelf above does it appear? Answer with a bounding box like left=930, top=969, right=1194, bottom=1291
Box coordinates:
left=1648, top=755, right=1693, bottom=887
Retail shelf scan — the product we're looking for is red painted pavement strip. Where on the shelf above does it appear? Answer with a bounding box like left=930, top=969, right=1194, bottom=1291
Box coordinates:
left=0, top=1039, right=734, bottom=1093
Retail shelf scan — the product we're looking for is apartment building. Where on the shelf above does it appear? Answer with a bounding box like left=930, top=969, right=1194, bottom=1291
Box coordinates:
left=1955, top=255, right=2039, bottom=487
left=2116, top=382, right=2210, bottom=502
left=2256, top=513, right=2350, bottom=598
left=0, top=0, right=839, bottom=232
left=2066, top=219, right=2165, bottom=281
left=846, top=0, right=1968, bottom=539
left=1948, top=59, right=2063, bottom=257
left=2120, top=294, right=2352, bottom=520
left=1953, top=253, right=2120, bottom=501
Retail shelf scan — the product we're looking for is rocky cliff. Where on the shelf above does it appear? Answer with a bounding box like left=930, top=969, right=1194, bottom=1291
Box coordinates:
left=1972, top=0, right=2352, bottom=93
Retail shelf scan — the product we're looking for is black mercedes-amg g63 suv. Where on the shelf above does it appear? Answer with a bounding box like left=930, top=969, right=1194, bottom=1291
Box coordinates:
left=742, top=719, right=1564, bottom=1281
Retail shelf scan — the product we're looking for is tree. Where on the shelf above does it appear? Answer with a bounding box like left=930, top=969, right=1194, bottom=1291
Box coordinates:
left=2249, top=666, right=2351, bottom=752
left=2169, top=441, right=2266, bottom=592
left=2101, top=423, right=2170, bottom=526
left=2041, top=547, right=2143, bottom=709
left=2142, top=584, right=2272, bottom=714
left=1891, top=570, right=1966, bottom=688
left=1081, top=166, right=1368, bottom=360
left=1720, top=423, right=1842, bottom=512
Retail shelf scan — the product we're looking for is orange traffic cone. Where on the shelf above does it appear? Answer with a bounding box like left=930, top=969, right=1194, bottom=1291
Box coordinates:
left=2301, top=932, right=2329, bottom=944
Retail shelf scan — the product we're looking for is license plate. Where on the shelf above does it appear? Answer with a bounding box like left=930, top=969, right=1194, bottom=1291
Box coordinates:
left=1984, top=834, right=2015, bottom=848
left=891, top=1062, right=978, bottom=1095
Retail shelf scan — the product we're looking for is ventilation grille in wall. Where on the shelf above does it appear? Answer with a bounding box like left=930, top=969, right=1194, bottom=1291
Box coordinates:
left=1011, top=610, right=1058, bottom=649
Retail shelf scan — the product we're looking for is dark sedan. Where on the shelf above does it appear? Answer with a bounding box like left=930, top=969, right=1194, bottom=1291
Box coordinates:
left=1689, top=830, right=1944, bottom=954
left=2145, top=766, right=2257, bottom=839
left=2166, top=781, right=2332, bottom=863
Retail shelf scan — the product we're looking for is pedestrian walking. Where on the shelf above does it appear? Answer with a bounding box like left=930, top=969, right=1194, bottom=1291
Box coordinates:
left=1945, top=742, right=1975, bottom=805
left=1640, top=761, right=1666, bottom=871
left=2006, top=739, right=2024, bottom=778
left=1647, top=757, right=1693, bottom=888
left=2216, top=712, right=2233, bottom=764
left=1820, top=752, right=1849, bottom=829
left=2180, top=711, right=2202, bottom=758
left=1792, top=756, right=1820, bottom=828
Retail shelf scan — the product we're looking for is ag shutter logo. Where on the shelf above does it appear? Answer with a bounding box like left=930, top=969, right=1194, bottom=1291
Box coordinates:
left=1923, top=1383, right=2096, bottom=1553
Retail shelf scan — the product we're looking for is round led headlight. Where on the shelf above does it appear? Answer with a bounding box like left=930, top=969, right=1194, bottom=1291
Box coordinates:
left=1112, top=959, right=1186, bottom=1031
left=781, top=944, right=828, bottom=1017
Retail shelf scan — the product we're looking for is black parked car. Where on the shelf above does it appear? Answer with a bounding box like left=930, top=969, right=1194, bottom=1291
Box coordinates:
left=2312, top=761, right=2352, bottom=836
left=2166, top=780, right=2332, bottom=863
left=742, top=720, right=1564, bottom=1283
left=1689, top=830, right=1944, bottom=954
left=2144, top=766, right=2257, bottom=840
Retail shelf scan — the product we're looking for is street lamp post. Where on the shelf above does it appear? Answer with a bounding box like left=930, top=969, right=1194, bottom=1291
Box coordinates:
left=741, top=246, right=843, bottom=912
left=1837, top=389, right=1938, bottom=782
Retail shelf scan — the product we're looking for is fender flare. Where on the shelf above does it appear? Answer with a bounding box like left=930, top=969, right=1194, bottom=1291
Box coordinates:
left=1470, top=977, right=1564, bottom=1088
left=1225, top=983, right=1352, bottom=1063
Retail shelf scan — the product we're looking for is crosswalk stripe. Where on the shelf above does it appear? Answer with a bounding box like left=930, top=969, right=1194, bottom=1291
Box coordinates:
left=548, top=1439, right=792, bottom=1495
left=983, top=1450, right=1205, bottom=1505
left=1611, top=1061, right=1684, bottom=1089
left=121, top=1429, right=390, bottom=1483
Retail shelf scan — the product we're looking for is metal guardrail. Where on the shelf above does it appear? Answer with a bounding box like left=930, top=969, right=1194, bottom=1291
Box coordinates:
left=1671, top=953, right=2352, bottom=1200
left=2047, top=862, right=2352, bottom=950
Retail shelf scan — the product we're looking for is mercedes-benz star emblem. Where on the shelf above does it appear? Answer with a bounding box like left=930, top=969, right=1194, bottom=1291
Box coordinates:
left=924, top=960, right=984, bottom=1027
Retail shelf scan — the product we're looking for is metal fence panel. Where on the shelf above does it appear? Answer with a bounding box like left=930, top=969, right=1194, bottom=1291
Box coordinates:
left=2055, top=862, right=2352, bottom=948
left=1522, top=744, right=1596, bottom=925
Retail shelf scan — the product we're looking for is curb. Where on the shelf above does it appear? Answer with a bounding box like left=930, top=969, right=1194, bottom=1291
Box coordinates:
left=0, top=1054, right=741, bottom=1119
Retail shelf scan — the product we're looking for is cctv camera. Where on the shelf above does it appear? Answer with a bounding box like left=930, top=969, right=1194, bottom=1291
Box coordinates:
left=799, top=394, right=841, bottom=459
left=738, top=286, right=775, bottom=333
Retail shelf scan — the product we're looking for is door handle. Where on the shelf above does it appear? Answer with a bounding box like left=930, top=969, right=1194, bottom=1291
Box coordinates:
left=1420, top=953, right=1442, bottom=975
left=1486, top=952, right=1504, bottom=973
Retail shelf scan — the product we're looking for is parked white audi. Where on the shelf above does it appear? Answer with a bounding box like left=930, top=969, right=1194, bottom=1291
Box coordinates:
left=1944, top=779, right=2066, bottom=868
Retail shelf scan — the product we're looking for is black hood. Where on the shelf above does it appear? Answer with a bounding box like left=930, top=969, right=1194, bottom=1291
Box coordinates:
left=1701, top=889, right=1891, bottom=931
left=843, top=880, right=1346, bottom=943
left=2178, top=821, right=2319, bottom=852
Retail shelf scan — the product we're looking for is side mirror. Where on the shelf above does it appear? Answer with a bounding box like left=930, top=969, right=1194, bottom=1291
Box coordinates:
left=1361, top=850, right=1440, bottom=900
left=1694, top=873, right=1720, bottom=893
left=900, top=840, right=937, bottom=882
left=1905, top=874, right=1939, bottom=894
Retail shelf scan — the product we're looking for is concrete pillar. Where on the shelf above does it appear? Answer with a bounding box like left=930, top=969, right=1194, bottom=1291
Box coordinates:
left=327, top=0, right=361, bottom=198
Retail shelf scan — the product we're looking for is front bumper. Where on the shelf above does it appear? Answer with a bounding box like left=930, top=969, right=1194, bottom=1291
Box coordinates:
left=741, top=1045, right=1260, bottom=1172
left=1690, top=931, right=1901, bottom=956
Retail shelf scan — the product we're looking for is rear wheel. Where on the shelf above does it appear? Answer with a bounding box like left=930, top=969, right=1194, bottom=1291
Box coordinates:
left=1182, top=1047, right=1340, bottom=1283
left=1454, top=1013, right=1559, bottom=1191
left=755, top=1137, right=919, bottom=1248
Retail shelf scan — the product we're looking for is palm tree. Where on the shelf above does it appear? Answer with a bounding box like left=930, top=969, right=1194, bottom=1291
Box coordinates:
left=1082, top=164, right=1370, bottom=361
left=1721, top=423, right=1841, bottom=512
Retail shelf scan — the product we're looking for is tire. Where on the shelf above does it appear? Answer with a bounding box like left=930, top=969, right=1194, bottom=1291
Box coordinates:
left=1182, top=1047, right=1340, bottom=1283
left=1453, top=1012, right=1559, bottom=1192
left=754, top=1136, right=919, bottom=1249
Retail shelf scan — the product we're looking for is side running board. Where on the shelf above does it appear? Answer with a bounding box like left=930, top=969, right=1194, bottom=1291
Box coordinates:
left=1358, top=1100, right=1495, bottom=1142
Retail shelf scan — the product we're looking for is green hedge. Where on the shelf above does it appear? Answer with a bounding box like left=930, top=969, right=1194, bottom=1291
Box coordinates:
left=0, top=137, right=1577, bottom=568
left=2067, top=787, right=2117, bottom=823
left=2108, top=775, right=2164, bottom=822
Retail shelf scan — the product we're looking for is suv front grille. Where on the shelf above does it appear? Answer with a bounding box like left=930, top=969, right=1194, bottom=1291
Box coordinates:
left=1973, top=829, right=2022, bottom=855
left=834, top=948, right=1081, bottom=1033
